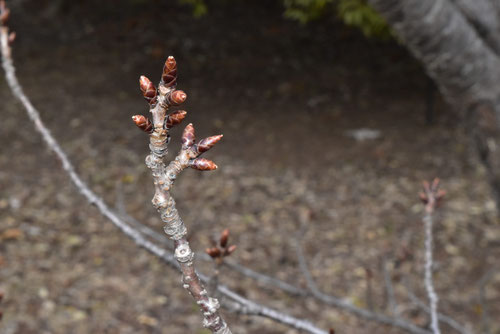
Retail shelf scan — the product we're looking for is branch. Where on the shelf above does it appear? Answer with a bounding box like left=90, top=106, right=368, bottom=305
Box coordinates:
left=420, top=179, right=446, bottom=334
left=403, top=279, right=473, bottom=334
left=136, top=57, right=230, bottom=333
left=0, top=4, right=328, bottom=334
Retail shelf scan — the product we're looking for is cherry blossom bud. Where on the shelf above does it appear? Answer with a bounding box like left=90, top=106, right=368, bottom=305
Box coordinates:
left=190, top=158, right=217, bottom=171
left=132, top=115, right=153, bottom=133
left=226, top=245, right=237, bottom=255
left=139, top=75, right=157, bottom=105
left=182, top=123, right=195, bottom=149
left=0, top=7, right=9, bottom=25
left=205, top=247, right=221, bottom=259
left=7, top=31, right=15, bottom=45
left=165, top=110, right=187, bottom=128
left=197, top=135, right=223, bottom=154
left=162, top=56, right=177, bottom=88
left=167, top=90, right=186, bottom=106
left=219, top=228, right=229, bottom=248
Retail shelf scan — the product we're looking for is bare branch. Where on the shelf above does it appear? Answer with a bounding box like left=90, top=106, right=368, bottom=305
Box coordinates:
left=420, top=179, right=445, bottom=334
left=403, top=279, right=473, bottom=334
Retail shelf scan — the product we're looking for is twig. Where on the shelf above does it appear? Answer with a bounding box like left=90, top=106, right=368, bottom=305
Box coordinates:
left=477, top=266, right=498, bottom=334
left=403, top=278, right=473, bottom=334
left=137, top=57, right=230, bottom=333
left=419, top=179, right=445, bottom=334
left=0, top=5, right=328, bottom=334
left=382, top=257, right=398, bottom=316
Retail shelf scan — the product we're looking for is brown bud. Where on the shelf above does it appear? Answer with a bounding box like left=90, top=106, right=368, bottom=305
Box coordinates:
left=196, top=135, right=223, bottom=154
left=0, top=7, right=9, bottom=25
left=132, top=115, right=153, bottom=133
left=219, top=228, right=229, bottom=248
left=167, top=90, right=187, bottom=106
left=7, top=31, right=15, bottom=45
left=431, top=178, right=440, bottom=192
left=418, top=192, right=428, bottom=204
left=190, top=158, right=217, bottom=171
left=139, top=75, right=157, bottom=105
left=329, top=329, right=335, bottom=334
left=226, top=245, right=237, bottom=255
left=162, top=56, right=177, bottom=88
left=205, top=247, right=221, bottom=259
left=165, top=110, right=187, bottom=128
left=182, top=123, right=195, bottom=148
left=0, top=290, right=3, bottom=302
left=0, top=310, right=2, bottom=321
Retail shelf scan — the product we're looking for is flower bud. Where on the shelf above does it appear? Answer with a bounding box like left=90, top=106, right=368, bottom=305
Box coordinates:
left=139, top=75, right=157, bottom=105
left=182, top=123, right=195, bottom=149
left=226, top=245, right=237, bottom=255
left=132, top=115, right=153, bottom=133
left=197, top=135, right=223, bottom=154
left=219, top=229, right=229, bottom=248
left=167, top=90, right=187, bottom=106
left=190, top=158, right=217, bottom=171
left=7, top=31, right=15, bottom=45
left=165, top=110, right=187, bottom=128
left=0, top=7, right=9, bottom=26
left=205, top=247, right=221, bottom=259
left=162, top=56, right=177, bottom=88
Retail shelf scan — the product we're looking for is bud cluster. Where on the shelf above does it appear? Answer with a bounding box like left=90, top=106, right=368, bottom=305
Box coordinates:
left=419, top=178, right=446, bottom=212
left=206, top=229, right=237, bottom=262
left=0, top=0, right=15, bottom=46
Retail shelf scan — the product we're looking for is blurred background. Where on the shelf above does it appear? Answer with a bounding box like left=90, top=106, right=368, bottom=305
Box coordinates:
left=0, top=0, right=499, bottom=333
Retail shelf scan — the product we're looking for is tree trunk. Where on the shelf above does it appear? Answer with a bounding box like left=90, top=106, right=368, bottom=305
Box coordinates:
left=368, top=0, right=500, bottom=209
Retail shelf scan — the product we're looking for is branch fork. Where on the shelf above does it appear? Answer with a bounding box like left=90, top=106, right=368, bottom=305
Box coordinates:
left=134, top=56, right=230, bottom=333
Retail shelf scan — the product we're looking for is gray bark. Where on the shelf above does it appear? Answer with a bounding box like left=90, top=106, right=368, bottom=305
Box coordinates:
left=368, top=0, right=500, bottom=209
left=451, top=0, right=500, bottom=55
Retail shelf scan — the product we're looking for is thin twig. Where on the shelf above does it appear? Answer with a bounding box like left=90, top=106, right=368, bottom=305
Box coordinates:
left=382, top=257, right=398, bottom=316
left=420, top=179, right=445, bottom=334
left=0, top=9, right=328, bottom=334
left=477, top=266, right=498, bottom=334
left=403, top=279, right=473, bottom=334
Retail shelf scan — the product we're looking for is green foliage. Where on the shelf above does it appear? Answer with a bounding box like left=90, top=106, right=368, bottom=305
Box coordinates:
left=179, top=0, right=208, bottom=17
left=284, top=0, right=391, bottom=38
left=337, top=0, right=390, bottom=38
left=283, top=0, right=334, bottom=24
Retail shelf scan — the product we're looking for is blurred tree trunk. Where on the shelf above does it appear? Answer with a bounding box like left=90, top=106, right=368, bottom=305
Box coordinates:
left=368, top=0, right=500, bottom=210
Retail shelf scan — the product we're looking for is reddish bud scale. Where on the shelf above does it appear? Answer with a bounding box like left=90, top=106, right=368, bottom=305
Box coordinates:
left=206, top=247, right=221, bottom=259
left=197, top=134, right=223, bottom=154
left=139, top=76, right=157, bottom=105
left=0, top=7, right=9, bottom=25
left=226, top=245, right=237, bottom=255
left=7, top=31, right=15, bottom=45
left=132, top=115, right=153, bottom=133
left=165, top=110, right=187, bottom=128
left=162, top=56, right=177, bottom=88
left=191, top=158, right=217, bottom=171
left=167, top=90, right=187, bottom=106
left=219, top=229, right=229, bottom=248
left=182, top=123, right=196, bottom=148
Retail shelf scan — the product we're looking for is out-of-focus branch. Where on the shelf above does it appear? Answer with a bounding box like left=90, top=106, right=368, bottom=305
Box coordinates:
left=294, top=226, right=431, bottom=334
left=403, top=278, right=473, bottom=334
left=419, top=179, right=446, bottom=334
left=0, top=4, right=328, bottom=333
left=477, top=266, right=498, bottom=334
